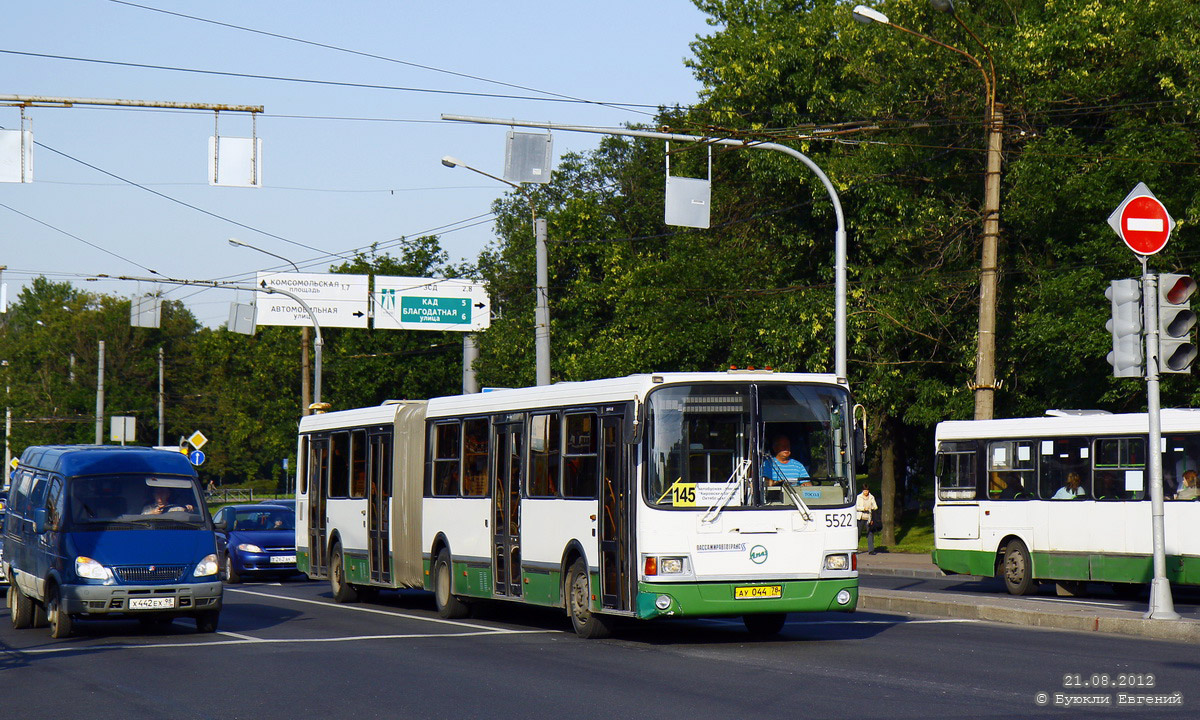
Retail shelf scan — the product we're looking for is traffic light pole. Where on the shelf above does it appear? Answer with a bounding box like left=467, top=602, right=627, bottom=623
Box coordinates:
left=1139, top=266, right=1179, bottom=620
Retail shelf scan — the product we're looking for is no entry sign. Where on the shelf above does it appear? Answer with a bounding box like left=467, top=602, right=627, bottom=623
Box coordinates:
left=1108, top=182, right=1175, bottom=256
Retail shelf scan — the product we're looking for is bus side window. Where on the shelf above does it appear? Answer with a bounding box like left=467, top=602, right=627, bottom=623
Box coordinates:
left=350, top=429, right=367, bottom=498
left=329, top=432, right=350, bottom=498
left=1038, top=438, right=1090, bottom=500
left=431, top=422, right=462, bottom=497
left=563, top=413, right=598, bottom=499
left=528, top=413, right=560, bottom=498
left=1093, top=437, right=1145, bottom=500
left=462, top=418, right=490, bottom=497
left=936, top=451, right=976, bottom=501
left=987, top=441, right=1036, bottom=500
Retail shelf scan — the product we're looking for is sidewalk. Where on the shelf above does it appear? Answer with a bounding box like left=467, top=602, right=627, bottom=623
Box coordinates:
left=856, top=551, right=1200, bottom=644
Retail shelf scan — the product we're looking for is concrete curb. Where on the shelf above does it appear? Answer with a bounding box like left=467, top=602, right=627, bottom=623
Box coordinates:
left=858, top=588, right=1200, bottom=644
left=859, top=567, right=947, bottom=580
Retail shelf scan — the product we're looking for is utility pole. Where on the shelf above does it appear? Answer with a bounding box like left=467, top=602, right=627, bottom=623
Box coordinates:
left=158, top=347, right=165, bottom=446
left=94, top=340, right=105, bottom=445
left=975, top=104, right=1004, bottom=419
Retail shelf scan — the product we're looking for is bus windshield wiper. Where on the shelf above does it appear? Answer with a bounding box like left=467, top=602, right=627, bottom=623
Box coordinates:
left=780, top=482, right=813, bottom=522
left=701, top=460, right=751, bottom=525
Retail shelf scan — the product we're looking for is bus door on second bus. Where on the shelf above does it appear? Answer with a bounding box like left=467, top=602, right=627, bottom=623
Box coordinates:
left=367, top=430, right=392, bottom=585
left=599, top=406, right=634, bottom=613
left=493, top=416, right=524, bottom=598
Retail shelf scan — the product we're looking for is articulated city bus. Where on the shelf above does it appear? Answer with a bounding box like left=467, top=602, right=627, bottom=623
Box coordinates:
left=295, top=372, right=862, bottom=637
left=933, top=411, right=1200, bottom=595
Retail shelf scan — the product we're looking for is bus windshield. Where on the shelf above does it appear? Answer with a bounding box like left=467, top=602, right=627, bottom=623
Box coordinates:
left=645, top=382, right=854, bottom=510
left=67, top=475, right=207, bottom=529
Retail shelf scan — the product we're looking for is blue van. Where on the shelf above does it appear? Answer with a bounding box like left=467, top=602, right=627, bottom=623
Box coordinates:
left=2, top=445, right=222, bottom=637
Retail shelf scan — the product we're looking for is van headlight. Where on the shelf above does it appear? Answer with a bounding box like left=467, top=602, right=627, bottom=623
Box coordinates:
left=194, top=553, right=219, bottom=577
left=76, top=556, right=114, bottom=582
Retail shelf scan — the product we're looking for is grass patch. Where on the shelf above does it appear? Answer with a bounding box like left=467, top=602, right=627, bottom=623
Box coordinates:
left=858, top=509, right=935, bottom=555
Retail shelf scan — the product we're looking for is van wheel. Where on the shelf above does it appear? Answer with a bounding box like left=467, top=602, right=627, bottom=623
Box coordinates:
left=330, top=543, right=358, bottom=603
left=32, top=600, right=49, bottom=628
left=195, top=611, right=220, bottom=633
left=566, top=559, right=612, bottom=639
left=223, top=553, right=241, bottom=584
left=434, top=549, right=469, bottom=619
left=8, top=583, right=33, bottom=629
left=47, top=586, right=74, bottom=639
left=1002, top=540, right=1036, bottom=596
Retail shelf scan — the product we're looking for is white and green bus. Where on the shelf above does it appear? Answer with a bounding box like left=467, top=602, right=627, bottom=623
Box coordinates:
left=933, top=410, right=1200, bottom=595
left=295, top=372, right=862, bottom=637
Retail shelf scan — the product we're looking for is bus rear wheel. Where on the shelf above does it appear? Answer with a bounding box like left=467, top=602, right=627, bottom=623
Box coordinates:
left=566, top=559, right=612, bottom=639
left=433, top=549, right=469, bottom=619
left=330, top=543, right=359, bottom=603
left=1002, top=540, right=1036, bottom=596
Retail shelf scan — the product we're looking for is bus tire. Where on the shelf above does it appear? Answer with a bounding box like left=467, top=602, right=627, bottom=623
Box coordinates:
left=566, top=559, right=612, bottom=639
left=743, top=612, right=787, bottom=637
left=1002, top=540, right=1036, bottom=596
left=46, top=586, right=74, bottom=639
left=433, top=549, right=469, bottom=619
left=330, top=543, right=359, bottom=603
left=8, top=583, right=33, bottom=630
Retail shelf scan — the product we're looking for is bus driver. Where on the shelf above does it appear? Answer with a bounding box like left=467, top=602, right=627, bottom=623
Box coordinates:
left=762, top=436, right=811, bottom=486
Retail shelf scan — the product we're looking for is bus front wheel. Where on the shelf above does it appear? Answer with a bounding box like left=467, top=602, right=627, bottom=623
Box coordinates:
left=433, top=549, right=469, bottom=619
left=1002, top=540, right=1036, bottom=596
left=566, top=559, right=612, bottom=639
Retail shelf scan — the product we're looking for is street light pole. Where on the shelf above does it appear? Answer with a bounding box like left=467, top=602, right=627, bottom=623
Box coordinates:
left=853, top=2, right=1002, bottom=419
left=442, top=155, right=551, bottom=386
left=229, top=238, right=313, bottom=414
left=442, top=116, right=850, bottom=382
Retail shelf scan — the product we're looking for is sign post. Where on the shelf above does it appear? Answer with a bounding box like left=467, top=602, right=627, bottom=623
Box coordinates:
left=1108, top=183, right=1179, bottom=620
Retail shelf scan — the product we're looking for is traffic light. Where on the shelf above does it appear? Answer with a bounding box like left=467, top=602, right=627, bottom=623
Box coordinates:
left=1158, top=273, right=1197, bottom=373
left=1106, top=278, right=1143, bottom=378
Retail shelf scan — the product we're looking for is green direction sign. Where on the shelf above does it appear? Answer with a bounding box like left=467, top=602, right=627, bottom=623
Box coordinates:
left=400, top=295, right=472, bottom=326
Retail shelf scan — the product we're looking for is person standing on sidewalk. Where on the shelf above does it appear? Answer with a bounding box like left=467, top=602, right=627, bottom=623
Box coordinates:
left=856, top=485, right=879, bottom=555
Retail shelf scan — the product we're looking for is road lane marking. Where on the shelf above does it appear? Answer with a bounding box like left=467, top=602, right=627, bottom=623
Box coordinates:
left=226, top=587, right=559, bottom=633
left=218, top=630, right=260, bottom=641
left=6, top=629, right=557, bottom=655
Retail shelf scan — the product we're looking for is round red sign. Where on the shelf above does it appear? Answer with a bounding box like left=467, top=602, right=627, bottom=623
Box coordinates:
left=1119, top=195, right=1172, bottom=255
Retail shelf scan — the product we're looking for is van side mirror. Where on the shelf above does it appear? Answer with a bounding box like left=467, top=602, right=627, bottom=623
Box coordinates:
left=214, top=520, right=227, bottom=532
left=32, top=507, right=48, bottom=534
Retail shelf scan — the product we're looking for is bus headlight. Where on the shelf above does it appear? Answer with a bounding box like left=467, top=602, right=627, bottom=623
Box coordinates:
left=660, top=557, right=684, bottom=574
left=824, top=554, right=850, bottom=571
left=75, top=556, right=114, bottom=582
left=194, top=553, right=219, bottom=577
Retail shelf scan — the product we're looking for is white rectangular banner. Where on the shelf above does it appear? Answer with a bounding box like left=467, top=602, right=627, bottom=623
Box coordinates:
left=373, top=276, right=490, bottom=332
left=256, top=272, right=369, bottom=328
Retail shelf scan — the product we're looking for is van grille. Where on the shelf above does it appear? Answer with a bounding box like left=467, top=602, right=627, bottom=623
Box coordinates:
left=114, top=565, right=188, bottom=583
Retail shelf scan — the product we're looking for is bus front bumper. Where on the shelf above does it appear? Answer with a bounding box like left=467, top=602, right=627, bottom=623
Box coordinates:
left=636, top=577, right=858, bottom=619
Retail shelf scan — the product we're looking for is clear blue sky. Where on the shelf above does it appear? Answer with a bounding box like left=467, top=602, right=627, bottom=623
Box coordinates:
left=1, top=0, right=713, bottom=326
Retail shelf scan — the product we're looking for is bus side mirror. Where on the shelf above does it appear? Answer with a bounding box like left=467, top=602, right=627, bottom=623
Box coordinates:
left=623, top=401, right=643, bottom=445
left=852, top=403, right=868, bottom=468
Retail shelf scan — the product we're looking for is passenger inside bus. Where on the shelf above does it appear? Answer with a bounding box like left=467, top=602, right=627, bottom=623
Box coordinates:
left=1051, top=472, right=1086, bottom=500
left=1176, top=470, right=1199, bottom=500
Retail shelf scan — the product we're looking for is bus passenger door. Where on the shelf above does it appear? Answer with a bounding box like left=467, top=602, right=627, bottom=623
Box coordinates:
left=492, top=420, right=523, bottom=598
left=599, top=410, right=633, bottom=612
left=367, top=431, right=392, bottom=585
left=308, top=437, right=330, bottom=577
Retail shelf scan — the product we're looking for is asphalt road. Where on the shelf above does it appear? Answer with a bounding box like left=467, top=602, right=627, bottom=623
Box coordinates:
left=3, top=578, right=1196, bottom=720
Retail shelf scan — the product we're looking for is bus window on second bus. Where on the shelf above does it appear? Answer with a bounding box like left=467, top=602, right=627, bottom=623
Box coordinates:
left=1093, top=437, right=1147, bottom=500
left=987, top=441, right=1035, bottom=500
left=1038, top=438, right=1090, bottom=500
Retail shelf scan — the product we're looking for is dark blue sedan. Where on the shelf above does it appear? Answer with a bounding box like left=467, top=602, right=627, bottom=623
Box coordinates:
left=212, top=504, right=299, bottom=583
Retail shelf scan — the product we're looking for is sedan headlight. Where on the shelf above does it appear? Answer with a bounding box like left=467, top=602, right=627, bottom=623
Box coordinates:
left=194, top=553, right=219, bottom=577
left=76, top=556, right=114, bottom=582
left=237, top=543, right=264, bottom=553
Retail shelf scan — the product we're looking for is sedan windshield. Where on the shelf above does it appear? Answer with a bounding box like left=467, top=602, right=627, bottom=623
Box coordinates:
left=645, top=382, right=854, bottom=510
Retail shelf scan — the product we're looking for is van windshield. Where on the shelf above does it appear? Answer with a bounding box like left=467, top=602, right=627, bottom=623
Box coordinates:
left=68, top=475, right=208, bottom=529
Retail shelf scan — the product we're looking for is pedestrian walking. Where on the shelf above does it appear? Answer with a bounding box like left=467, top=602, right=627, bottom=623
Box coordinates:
left=856, top=484, right=880, bottom=554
